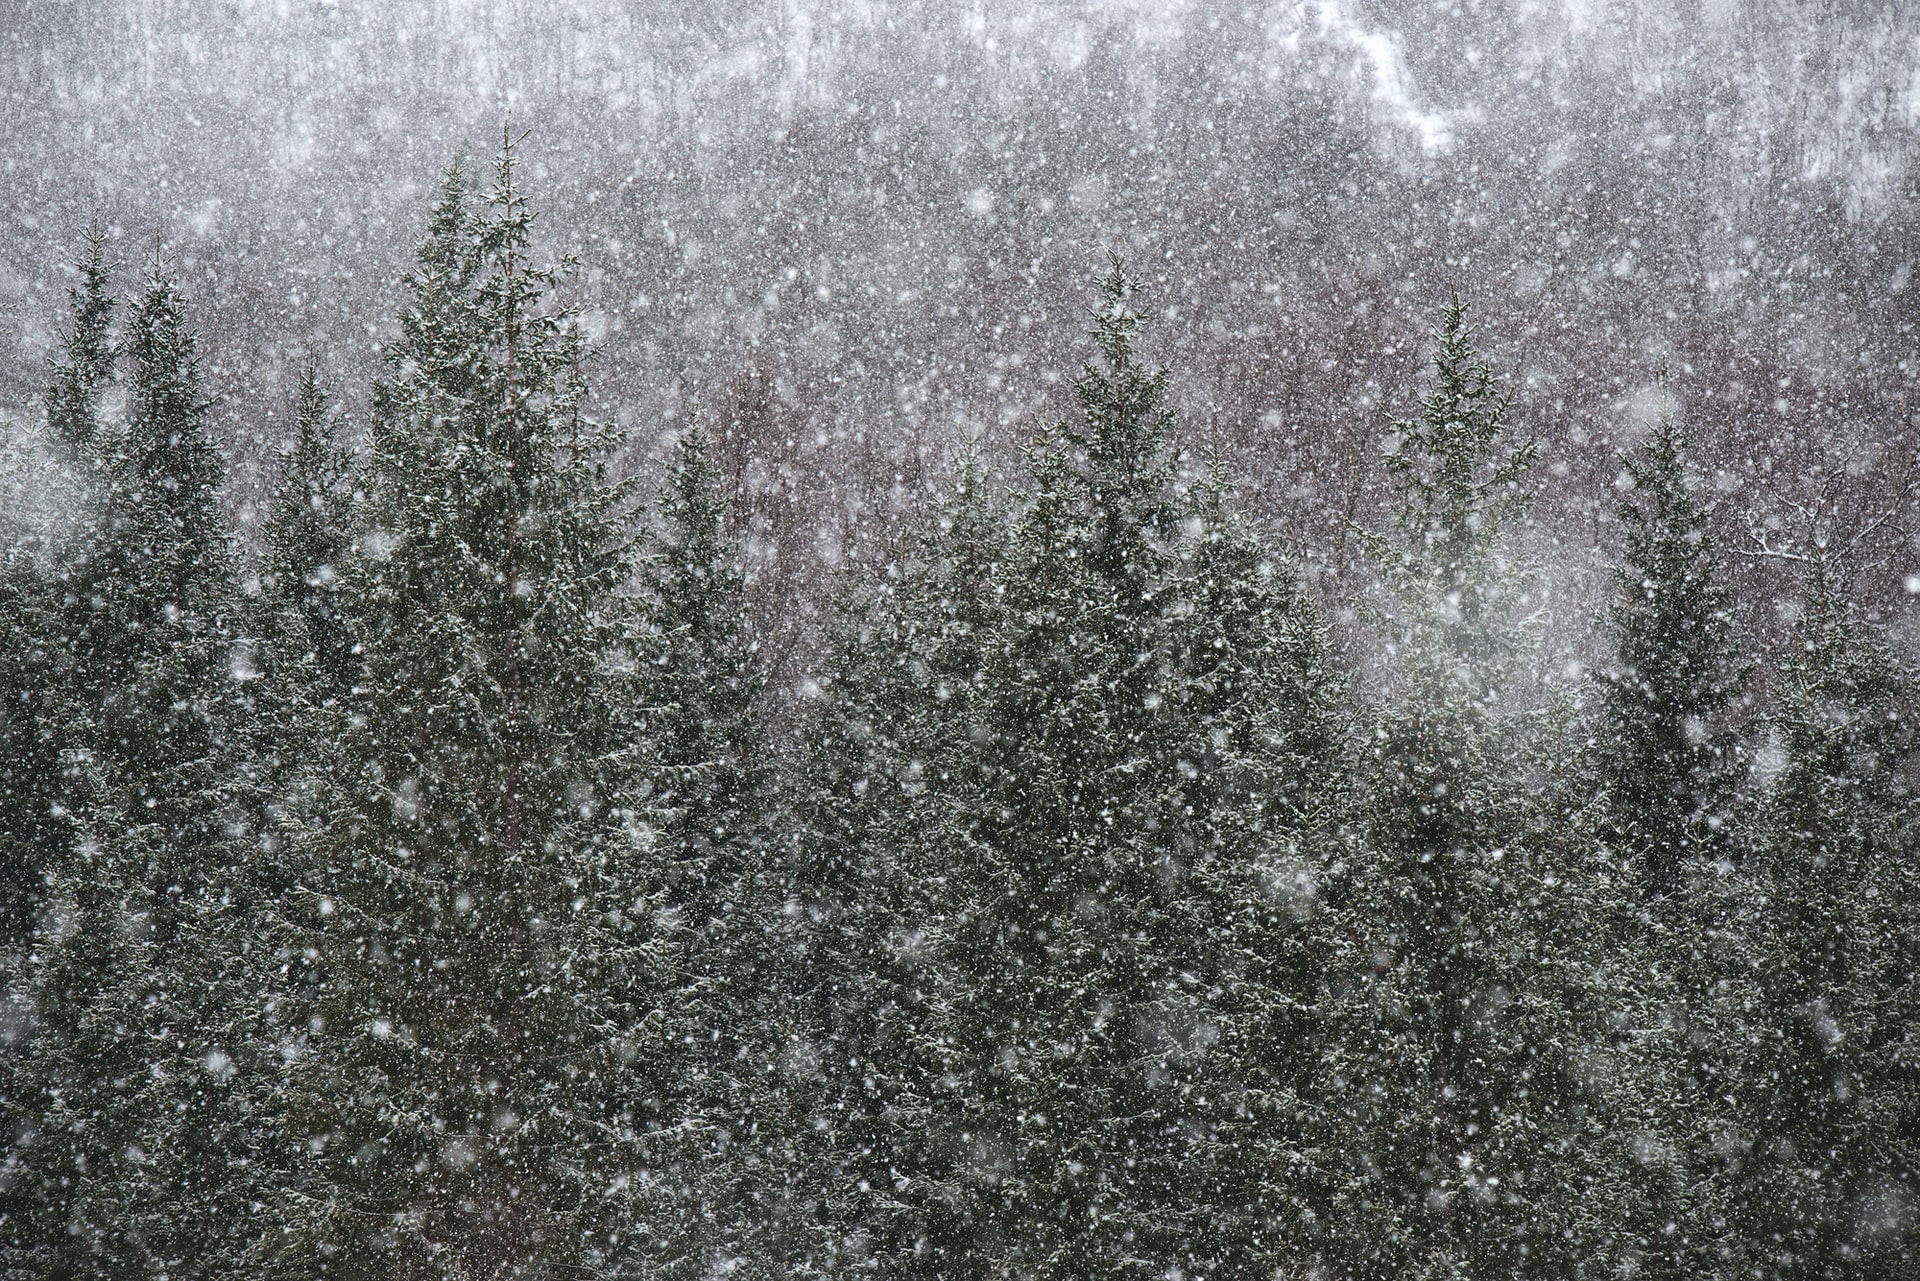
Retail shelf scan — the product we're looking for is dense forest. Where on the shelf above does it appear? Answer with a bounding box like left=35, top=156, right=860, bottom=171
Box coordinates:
left=8, top=2, right=1920, bottom=597
left=0, top=131, right=1915, bottom=1279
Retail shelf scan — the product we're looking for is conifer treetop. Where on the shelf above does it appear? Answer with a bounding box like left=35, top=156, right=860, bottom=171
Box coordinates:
left=268, top=359, right=348, bottom=545
left=125, top=255, right=222, bottom=508
left=45, top=217, right=116, bottom=457
left=1071, top=253, right=1173, bottom=480
left=1060, top=254, right=1179, bottom=606
left=1384, top=292, right=1535, bottom=588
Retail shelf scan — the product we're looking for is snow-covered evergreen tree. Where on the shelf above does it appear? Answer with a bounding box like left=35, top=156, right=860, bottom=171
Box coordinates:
left=1, top=767, right=175, bottom=1280
left=1599, top=413, right=1743, bottom=890
left=1328, top=296, right=1629, bottom=1277
left=772, top=540, right=950, bottom=1278
left=101, top=255, right=238, bottom=854
left=0, top=225, right=116, bottom=951
left=849, top=453, right=1009, bottom=1277
left=1730, top=559, right=1916, bottom=1280
left=633, top=422, right=788, bottom=1279
left=44, top=221, right=116, bottom=461
left=240, top=357, right=359, bottom=891
left=1585, top=410, right=1754, bottom=1279
left=3, top=247, right=267, bottom=1281
left=273, top=143, right=679, bottom=1279
left=641, top=423, right=764, bottom=941
left=257, top=359, right=357, bottom=709
left=1166, top=472, right=1357, bottom=1274
left=897, top=261, right=1330, bottom=1279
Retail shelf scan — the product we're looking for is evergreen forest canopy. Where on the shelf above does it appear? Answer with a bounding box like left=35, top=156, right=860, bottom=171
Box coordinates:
left=1, top=141, right=1917, bottom=1281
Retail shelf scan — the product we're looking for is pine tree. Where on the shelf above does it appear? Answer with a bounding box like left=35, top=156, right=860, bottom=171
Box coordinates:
left=2, top=765, right=175, bottom=1280
left=1731, top=558, right=1916, bottom=1280
left=3, top=249, right=261, bottom=1280
left=1334, top=296, right=1617, bottom=1277
left=98, top=255, right=238, bottom=857
left=0, top=226, right=116, bottom=951
left=905, top=261, right=1246, bottom=1280
left=1593, top=411, right=1750, bottom=1279
left=274, top=142, right=679, bottom=1280
left=641, top=423, right=763, bottom=939
left=1599, top=412, right=1742, bottom=891
left=257, top=359, right=357, bottom=709
left=633, top=422, right=785, bottom=1279
left=44, top=220, right=116, bottom=461
left=1175, top=474, right=1356, bottom=1275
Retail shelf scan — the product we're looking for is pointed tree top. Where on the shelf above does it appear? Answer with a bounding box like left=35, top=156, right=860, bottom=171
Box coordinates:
left=1088, top=251, right=1152, bottom=365
left=46, top=215, right=118, bottom=454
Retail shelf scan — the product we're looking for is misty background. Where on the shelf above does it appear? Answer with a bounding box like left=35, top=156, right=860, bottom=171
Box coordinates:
left=5, top=0, right=1918, bottom=662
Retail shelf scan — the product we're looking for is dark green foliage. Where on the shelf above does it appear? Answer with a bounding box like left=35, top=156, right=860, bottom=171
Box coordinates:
left=912, top=270, right=1204, bottom=1280
left=43, top=221, right=116, bottom=461
left=634, top=424, right=789, bottom=1279
left=91, top=258, right=237, bottom=858
left=866, top=264, right=1350, bottom=1281
left=771, top=545, right=954, bottom=1280
left=1599, top=414, right=1743, bottom=890
left=1588, top=412, right=1752, bottom=1279
left=2, top=177, right=1917, bottom=1281
left=1731, top=566, right=1917, bottom=1280
left=642, top=424, right=763, bottom=927
left=2, top=246, right=260, bottom=1281
left=1378, top=292, right=1535, bottom=666
left=274, top=146, right=677, bottom=1279
left=1333, top=297, right=1630, bottom=1278
left=4, top=779, right=174, bottom=1280
left=1177, top=481, right=1356, bottom=1274
left=0, top=223, right=123, bottom=949
left=0, top=553, right=56, bottom=951
left=258, top=360, right=357, bottom=706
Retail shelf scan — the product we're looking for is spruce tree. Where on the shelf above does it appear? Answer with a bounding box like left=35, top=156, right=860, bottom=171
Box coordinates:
left=274, top=143, right=678, bottom=1279
left=0, top=226, right=117, bottom=951
left=1335, top=296, right=1615, bottom=1277
left=777, top=537, right=951, bottom=1279
left=634, top=423, right=782, bottom=1278
left=908, top=262, right=1245, bottom=1280
left=1594, top=411, right=1750, bottom=1279
left=3, top=249, right=262, bottom=1280
left=1175, top=475, right=1355, bottom=1275
left=641, top=423, right=763, bottom=940
left=1731, top=559, right=1916, bottom=1280
left=244, top=357, right=358, bottom=876
left=100, top=255, right=238, bottom=856
left=1599, top=412, right=1742, bottom=891
left=44, top=220, right=116, bottom=460
left=775, top=432, right=1027, bottom=1281
left=257, top=359, right=357, bottom=709
left=2, top=766, right=174, bottom=1280
left=847, top=453, right=1009, bottom=1278
left=0, top=538, right=54, bottom=950
left=110, top=258, right=262, bottom=1278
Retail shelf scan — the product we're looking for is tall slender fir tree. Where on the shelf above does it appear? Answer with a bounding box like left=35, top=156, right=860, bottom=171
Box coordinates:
left=0, top=224, right=118, bottom=951
left=1599, top=412, right=1743, bottom=891
left=274, top=142, right=679, bottom=1280
left=1732, top=557, right=1916, bottom=1281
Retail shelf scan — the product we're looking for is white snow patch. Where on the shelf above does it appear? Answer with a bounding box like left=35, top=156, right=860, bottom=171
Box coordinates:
left=1301, top=1, right=1455, bottom=155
